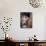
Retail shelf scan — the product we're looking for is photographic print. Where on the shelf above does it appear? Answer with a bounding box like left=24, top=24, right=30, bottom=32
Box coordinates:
left=20, top=12, right=32, bottom=28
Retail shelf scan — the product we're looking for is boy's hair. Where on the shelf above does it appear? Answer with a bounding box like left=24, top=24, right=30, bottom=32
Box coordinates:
left=20, top=12, right=32, bottom=17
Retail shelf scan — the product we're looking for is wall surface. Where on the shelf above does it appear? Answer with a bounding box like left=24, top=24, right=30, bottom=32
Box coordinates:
left=0, top=0, right=46, bottom=40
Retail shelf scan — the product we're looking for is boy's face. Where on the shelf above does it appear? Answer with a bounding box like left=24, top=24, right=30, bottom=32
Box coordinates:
left=21, top=15, right=29, bottom=25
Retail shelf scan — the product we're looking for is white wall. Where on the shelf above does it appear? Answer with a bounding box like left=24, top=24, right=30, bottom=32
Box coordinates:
left=0, top=0, right=46, bottom=40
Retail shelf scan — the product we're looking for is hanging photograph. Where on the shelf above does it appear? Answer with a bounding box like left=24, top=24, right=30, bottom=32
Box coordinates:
left=20, top=12, right=32, bottom=28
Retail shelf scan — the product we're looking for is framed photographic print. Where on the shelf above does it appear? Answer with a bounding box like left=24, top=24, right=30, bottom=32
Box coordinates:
left=20, top=12, right=32, bottom=28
